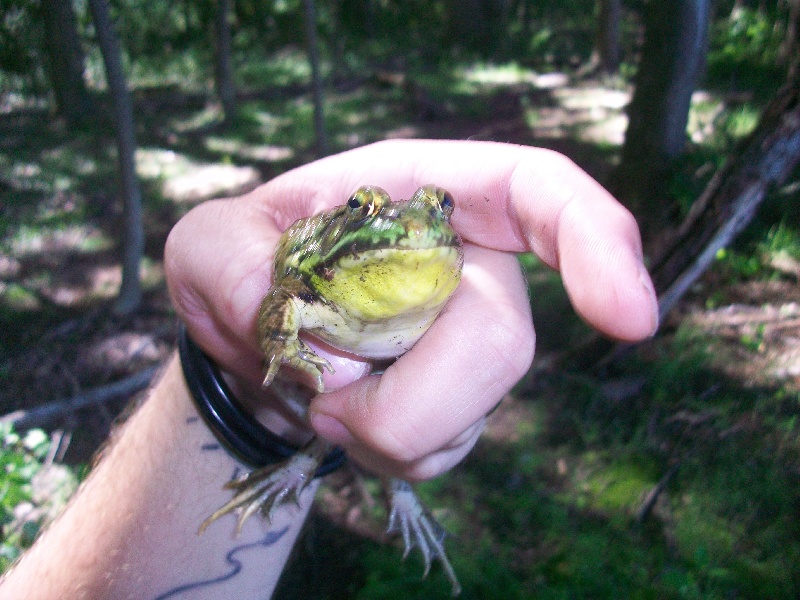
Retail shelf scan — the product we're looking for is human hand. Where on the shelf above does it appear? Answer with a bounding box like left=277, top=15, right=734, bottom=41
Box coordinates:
left=165, top=139, right=658, bottom=481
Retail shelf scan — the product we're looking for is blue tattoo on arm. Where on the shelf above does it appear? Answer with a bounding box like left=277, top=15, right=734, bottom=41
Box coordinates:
left=153, top=527, right=291, bottom=600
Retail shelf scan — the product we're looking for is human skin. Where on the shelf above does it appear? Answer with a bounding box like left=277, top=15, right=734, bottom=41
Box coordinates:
left=0, top=140, right=658, bottom=599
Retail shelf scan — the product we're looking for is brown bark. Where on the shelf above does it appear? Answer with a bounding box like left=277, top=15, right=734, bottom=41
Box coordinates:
left=214, top=0, right=236, bottom=123
left=596, top=0, right=622, bottom=74
left=40, top=0, right=92, bottom=124
left=610, top=0, right=711, bottom=234
left=88, top=0, right=144, bottom=315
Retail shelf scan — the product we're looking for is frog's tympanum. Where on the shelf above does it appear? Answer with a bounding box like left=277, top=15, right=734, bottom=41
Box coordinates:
left=201, top=185, right=464, bottom=595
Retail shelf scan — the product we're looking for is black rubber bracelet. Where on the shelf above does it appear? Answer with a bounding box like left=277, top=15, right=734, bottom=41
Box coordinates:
left=177, top=324, right=345, bottom=476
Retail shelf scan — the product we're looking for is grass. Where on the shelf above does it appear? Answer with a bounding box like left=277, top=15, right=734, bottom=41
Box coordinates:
left=309, top=307, right=800, bottom=598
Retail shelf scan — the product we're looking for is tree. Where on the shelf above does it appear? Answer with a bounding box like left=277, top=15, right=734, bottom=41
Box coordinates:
left=302, top=0, right=329, bottom=155
left=610, top=0, right=712, bottom=238
left=88, top=0, right=144, bottom=315
left=574, top=69, right=800, bottom=367
left=596, top=0, right=622, bottom=74
left=214, top=0, right=236, bottom=124
left=39, top=0, right=92, bottom=124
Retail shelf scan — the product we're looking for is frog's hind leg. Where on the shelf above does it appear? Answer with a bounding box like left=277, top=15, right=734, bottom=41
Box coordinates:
left=199, top=437, right=332, bottom=535
left=387, top=478, right=462, bottom=596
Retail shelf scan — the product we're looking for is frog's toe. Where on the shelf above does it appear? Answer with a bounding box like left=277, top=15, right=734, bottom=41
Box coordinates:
left=264, top=338, right=333, bottom=392
left=387, top=478, right=462, bottom=596
left=199, top=438, right=331, bottom=535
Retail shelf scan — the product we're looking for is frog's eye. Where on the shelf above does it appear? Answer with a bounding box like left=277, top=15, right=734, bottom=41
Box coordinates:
left=347, top=186, right=389, bottom=218
left=347, top=194, right=363, bottom=210
left=437, top=189, right=455, bottom=219
left=440, top=190, right=455, bottom=212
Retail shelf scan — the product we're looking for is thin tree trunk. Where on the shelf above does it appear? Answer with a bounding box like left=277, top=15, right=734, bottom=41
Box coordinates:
left=302, top=0, right=329, bottom=155
left=215, top=0, right=236, bottom=123
left=40, top=0, right=92, bottom=124
left=596, top=0, right=622, bottom=74
left=88, top=0, right=144, bottom=315
left=610, top=0, right=711, bottom=236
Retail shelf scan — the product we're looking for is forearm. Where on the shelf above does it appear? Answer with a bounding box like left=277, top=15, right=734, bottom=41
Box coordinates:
left=0, top=354, right=316, bottom=600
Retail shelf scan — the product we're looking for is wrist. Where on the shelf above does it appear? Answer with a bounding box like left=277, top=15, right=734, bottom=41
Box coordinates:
left=177, top=325, right=346, bottom=474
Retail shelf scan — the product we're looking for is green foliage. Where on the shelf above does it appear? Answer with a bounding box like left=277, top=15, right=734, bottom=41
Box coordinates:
left=0, top=425, right=80, bottom=572
left=0, top=0, right=41, bottom=76
left=710, top=6, right=786, bottom=68
left=0, top=425, right=51, bottom=571
left=715, top=216, right=800, bottom=281
left=706, top=5, right=790, bottom=97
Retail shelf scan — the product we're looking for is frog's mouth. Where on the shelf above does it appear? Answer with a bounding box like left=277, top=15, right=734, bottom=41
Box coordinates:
left=312, top=246, right=463, bottom=321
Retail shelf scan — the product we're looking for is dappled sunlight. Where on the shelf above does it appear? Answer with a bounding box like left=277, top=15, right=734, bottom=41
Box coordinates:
left=8, top=223, right=112, bottom=257
left=457, top=62, right=569, bottom=90
left=525, top=85, right=630, bottom=146
left=204, top=137, right=294, bottom=163
left=136, top=147, right=261, bottom=202
left=78, top=331, right=167, bottom=371
left=682, top=299, right=800, bottom=391
left=0, top=254, right=165, bottom=310
left=168, top=106, right=221, bottom=133
left=688, top=90, right=760, bottom=147
left=384, top=125, right=422, bottom=139
left=30, top=264, right=119, bottom=308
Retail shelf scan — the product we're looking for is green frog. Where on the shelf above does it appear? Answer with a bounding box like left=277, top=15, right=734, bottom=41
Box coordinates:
left=201, top=185, right=464, bottom=595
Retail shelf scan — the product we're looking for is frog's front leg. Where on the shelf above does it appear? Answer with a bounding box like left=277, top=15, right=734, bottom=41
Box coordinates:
left=387, top=478, right=462, bottom=596
left=199, top=436, right=333, bottom=534
left=257, top=283, right=333, bottom=392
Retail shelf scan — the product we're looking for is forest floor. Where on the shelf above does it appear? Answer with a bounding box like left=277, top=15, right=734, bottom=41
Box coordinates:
left=2, top=67, right=799, bottom=598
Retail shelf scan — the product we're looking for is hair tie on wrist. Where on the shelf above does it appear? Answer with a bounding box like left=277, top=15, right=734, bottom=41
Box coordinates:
left=177, top=324, right=345, bottom=476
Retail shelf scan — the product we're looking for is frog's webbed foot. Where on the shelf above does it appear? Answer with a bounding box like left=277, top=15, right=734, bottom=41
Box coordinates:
left=199, top=437, right=332, bottom=535
left=387, top=478, right=462, bottom=596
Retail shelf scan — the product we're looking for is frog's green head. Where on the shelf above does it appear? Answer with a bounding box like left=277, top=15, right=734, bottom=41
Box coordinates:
left=287, top=185, right=464, bottom=323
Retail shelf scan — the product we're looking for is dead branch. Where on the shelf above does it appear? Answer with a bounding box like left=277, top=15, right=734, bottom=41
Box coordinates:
left=653, top=77, right=800, bottom=318
left=0, top=366, right=159, bottom=431
left=636, top=462, right=680, bottom=523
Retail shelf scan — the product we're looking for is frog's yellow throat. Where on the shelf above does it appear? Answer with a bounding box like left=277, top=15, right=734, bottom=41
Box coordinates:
left=309, top=246, right=462, bottom=322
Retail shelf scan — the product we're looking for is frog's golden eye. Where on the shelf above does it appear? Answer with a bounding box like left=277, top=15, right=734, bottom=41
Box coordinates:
left=347, top=186, right=389, bottom=218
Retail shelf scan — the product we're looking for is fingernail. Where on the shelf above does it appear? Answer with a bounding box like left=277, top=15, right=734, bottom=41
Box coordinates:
left=309, top=412, right=355, bottom=446
left=638, top=262, right=660, bottom=336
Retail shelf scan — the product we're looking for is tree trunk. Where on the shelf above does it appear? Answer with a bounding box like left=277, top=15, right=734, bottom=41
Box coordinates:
left=88, top=0, right=144, bottom=315
left=214, top=0, right=236, bottom=124
left=610, top=0, right=711, bottom=237
left=302, top=0, right=329, bottom=155
left=40, top=0, right=92, bottom=125
left=568, top=74, right=800, bottom=369
left=596, top=0, right=622, bottom=74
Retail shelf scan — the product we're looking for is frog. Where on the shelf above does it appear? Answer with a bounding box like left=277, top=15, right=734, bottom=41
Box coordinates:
left=199, top=184, right=465, bottom=595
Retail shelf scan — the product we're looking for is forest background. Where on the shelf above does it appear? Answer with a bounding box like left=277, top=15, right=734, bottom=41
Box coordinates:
left=1, top=0, right=799, bottom=597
